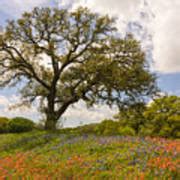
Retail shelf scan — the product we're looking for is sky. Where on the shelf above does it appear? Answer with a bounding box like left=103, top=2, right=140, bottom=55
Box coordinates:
left=0, top=0, right=179, bottom=127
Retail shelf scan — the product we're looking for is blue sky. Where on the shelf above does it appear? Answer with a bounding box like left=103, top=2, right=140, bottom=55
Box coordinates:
left=0, top=0, right=179, bottom=127
left=157, top=73, right=180, bottom=95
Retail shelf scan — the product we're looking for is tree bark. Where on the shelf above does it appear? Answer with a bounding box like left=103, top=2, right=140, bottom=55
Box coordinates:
left=44, top=113, right=57, bottom=130
left=44, top=91, right=57, bottom=130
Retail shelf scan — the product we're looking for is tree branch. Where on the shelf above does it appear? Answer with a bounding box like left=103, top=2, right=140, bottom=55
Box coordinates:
left=1, top=45, right=50, bottom=90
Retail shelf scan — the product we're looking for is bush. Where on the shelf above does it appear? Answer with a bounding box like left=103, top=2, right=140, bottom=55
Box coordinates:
left=0, top=117, right=9, bottom=133
left=9, top=117, right=35, bottom=133
left=74, top=120, right=121, bottom=136
left=118, top=126, right=135, bottom=136
left=138, top=125, right=153, bottom=137
left=77, top=123, right=98, bottom=134
left=94, top=120, right=120, bottom=136
left=159, top=127, right=172, bottom=138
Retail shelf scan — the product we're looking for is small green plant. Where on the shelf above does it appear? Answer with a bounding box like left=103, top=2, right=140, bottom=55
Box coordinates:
left=8, top=117, right=35, bottom=133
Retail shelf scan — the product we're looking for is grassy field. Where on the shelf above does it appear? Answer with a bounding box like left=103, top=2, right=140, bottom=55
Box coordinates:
left=0, top=131, right=179, bottom=179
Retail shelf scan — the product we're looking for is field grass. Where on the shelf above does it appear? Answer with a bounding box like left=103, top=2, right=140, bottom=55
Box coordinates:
left=0, top=131, right=179, bottom=179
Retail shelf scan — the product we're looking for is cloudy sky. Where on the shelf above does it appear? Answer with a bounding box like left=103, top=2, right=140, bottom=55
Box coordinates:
left=0, top=0, right=179, bottom=127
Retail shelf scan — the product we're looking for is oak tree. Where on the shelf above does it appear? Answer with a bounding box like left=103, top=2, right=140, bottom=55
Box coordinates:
left=0, top=7, right=157, bottom=130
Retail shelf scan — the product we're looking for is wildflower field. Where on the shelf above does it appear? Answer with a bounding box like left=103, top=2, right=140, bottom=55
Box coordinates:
left=0, top=131, right=179, bottom=179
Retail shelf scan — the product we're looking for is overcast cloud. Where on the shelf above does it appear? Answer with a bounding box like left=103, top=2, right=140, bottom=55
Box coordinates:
left=60, top=0, right=180, bottom=73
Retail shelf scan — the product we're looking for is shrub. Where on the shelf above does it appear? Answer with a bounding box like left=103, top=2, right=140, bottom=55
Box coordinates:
left=0, top=117, right=9, bottom=133
left=159, top=127, right=172, bottom=138
left=138, top=125, right=153, bottom=137
left=77, top=123, right=98, bottom=134
left=94, top=120, right=120, bottom=136
left=74, top=120, right=121, bottom=136
left=94, top=124, right=105, bottom=135
left=9, top=117, right=35, bottom=133
left=118, top=126, right=135, bottom=136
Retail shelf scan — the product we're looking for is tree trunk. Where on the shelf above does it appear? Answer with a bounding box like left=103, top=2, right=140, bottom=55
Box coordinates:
left=45, top=114, right=57, bottom=130
left=45, top=91, right=57, bottom=130
left=44, top=96, right=78, bottom=130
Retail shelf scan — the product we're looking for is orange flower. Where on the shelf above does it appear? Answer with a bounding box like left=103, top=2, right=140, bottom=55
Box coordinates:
left=139, top=173, right=145, bottom=180
left=148, top=156, right=178, bottom=172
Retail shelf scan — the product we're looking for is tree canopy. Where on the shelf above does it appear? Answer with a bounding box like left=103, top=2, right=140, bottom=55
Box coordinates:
left=0, top=7, right=157, bottom=130
left=144, top=95, right=180, bottom=137
left=114, top=102, right=146, bottom=134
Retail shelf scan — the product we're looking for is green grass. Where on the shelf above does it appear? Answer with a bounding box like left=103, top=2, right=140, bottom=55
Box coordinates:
left=0, top=131, right=179, bottom=179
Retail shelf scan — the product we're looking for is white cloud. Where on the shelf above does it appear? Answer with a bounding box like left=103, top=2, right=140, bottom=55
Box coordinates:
left=0, top=95, right=40, bottom=121
left=66, top=0, right=140, bottom=17
left=62, top=100, right=117, bottom=127
left=59, top=0, right=180, bottom=73
left=0, top=95, right=9, bottom=106
left=60, top=0, right=141, bottom=34
left=0, top=95, right=117, bottom=127
left=150, top=0, right=180, bottom=73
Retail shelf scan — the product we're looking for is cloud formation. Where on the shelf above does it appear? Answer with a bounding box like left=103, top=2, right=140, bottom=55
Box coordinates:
left=0, top=95, right=116, bottom=127
left=59, top=0, right=180, bottom=73
left=1, top=0, right=179, bottom=72
left=0, top=95, right=40, bottom=120
left=150, top=0, right=180, bottom=73
left=60, top=0, right=141, bottom=35
left=63, top=101, right=117, bottom=127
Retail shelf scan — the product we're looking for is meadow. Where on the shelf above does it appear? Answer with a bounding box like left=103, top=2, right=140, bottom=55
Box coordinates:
left=0, top=131, right=179, bottom=179
left=0, top=2, right=179, bottom=180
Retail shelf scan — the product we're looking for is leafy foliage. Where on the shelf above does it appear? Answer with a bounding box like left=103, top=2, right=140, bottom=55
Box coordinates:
left=144, top=95, right=180, bottom=138
left=115, top=95, right=180, bottom=138
left=0, top=117, right=9, bottom=133
left=0, top=7, right=157, bottom=129
left=118, top=126, right=135, bottom=136
left=8, top=117, right=35, bottom=133
left=73, top=120, right=135, bottom=136
left=114, top=102, right=146, bottom=134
